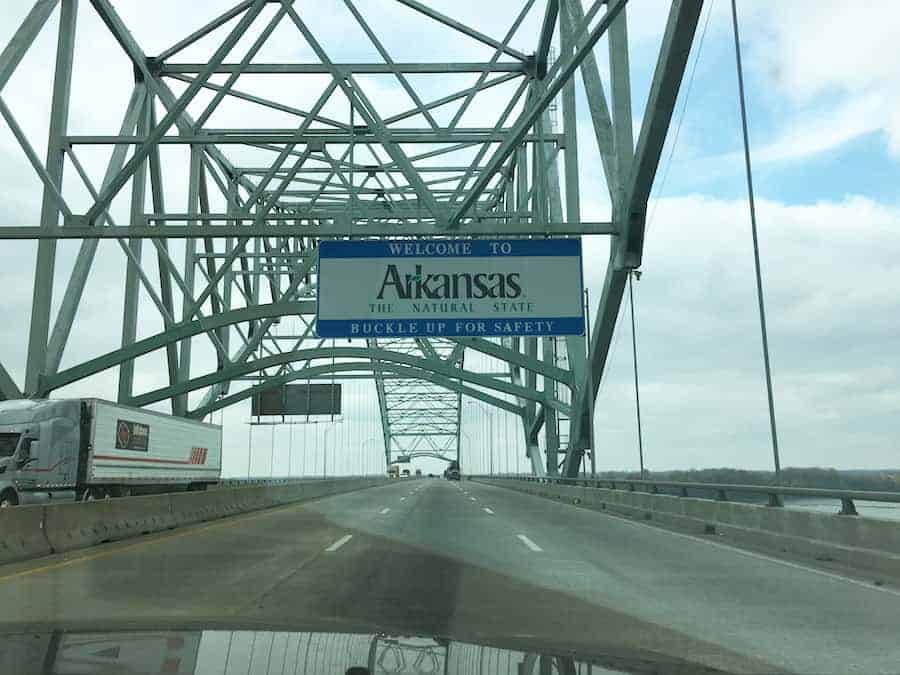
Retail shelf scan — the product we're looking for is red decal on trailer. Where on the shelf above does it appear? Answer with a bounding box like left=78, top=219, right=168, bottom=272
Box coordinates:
left=189, top=447, right=208, bottom=464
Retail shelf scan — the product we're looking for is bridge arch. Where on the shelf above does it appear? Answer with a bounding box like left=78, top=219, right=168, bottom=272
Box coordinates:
left=187, top=361, right=527, bottom=419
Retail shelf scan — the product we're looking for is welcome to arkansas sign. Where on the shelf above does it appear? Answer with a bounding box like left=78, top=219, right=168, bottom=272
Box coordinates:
left=315, top=239, right=584, bottom=338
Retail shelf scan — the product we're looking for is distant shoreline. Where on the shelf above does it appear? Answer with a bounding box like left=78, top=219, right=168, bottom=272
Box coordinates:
left=599, top=467, right=900, bottom=492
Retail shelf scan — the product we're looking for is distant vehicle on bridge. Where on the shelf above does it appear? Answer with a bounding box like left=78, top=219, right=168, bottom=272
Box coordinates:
left=387, top=465, right=400, bottom=479
left=444, top=460, right=460, bottom=481
left=0, top=399, right=222, bottom=507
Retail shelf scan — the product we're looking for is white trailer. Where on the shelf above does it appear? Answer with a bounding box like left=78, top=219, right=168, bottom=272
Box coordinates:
left=0, top=399, right=222, bottom=506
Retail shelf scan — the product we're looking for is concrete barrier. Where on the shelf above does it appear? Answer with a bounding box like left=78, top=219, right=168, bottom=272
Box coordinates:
left=0, top=505, right=53, bottom=565
left=6, top=478, right=390, bottom=564
left=43, top=493, right=175, bottom=553
left=476, top=478, right=900, bottom=578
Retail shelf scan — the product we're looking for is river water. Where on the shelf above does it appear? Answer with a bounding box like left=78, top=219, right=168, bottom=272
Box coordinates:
left=783, top=497, right=900, bottom=521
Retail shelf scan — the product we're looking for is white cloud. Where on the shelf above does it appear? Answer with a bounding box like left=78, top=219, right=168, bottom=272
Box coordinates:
left=592, top=193, right=900, bottom=471
left=745, top=1, right=900, bottom=159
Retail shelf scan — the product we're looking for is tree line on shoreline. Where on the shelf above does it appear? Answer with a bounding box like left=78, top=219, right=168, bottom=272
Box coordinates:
left=599, top=467, right=900, bottom=492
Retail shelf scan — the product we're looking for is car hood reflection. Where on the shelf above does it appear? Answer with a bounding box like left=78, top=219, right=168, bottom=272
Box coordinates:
left=0, top=628, right=725, bottom=674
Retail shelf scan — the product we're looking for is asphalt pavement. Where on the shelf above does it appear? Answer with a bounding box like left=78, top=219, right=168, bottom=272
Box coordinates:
left=1, top=478, right=898, bottom=674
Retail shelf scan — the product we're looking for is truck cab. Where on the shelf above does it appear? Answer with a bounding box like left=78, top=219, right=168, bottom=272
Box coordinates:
left=444, top=460, right=460, bottom=481
left=0, top=399, right=81, bottom=507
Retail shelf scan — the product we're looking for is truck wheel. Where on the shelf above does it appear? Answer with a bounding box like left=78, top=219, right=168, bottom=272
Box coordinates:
left=0, top=490, right=18, bottom=508
left=81, top=487, right=103, bottom=502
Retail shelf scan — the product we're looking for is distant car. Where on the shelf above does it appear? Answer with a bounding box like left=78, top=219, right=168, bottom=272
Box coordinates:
left=427, top=473, right=435, bottom=478
left=401, top=469, right=411, bottom=478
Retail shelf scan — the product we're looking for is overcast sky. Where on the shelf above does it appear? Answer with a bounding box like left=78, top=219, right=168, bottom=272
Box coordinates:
left=0, top=1, right=898, bottom=476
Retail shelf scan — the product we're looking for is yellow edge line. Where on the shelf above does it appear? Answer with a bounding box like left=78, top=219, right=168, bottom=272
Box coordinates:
left=0, top=500, right=309, bottom=585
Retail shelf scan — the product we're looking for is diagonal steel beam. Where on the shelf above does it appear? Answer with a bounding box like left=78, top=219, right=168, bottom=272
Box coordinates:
left=0, top=0, right=60, bottom=93
left=450, top=337, right=573, bottom=386
left=0, top=362, right=22, bottom=401
left=393, top=0, right=529, bottom=61
left=451, top=0, right=627, bottom=227
left=83, top=0, right=267, bottom=225
left=344, top=0, right=438, bottom=130
left=24, top=0, right=76, bottom=395
left=156, top=0, right=256, bottom=62
left=536, top=0, right=559, bottom=78
left=561, top=0, right=616, bottom=199
left=620, top=0, right=704, bottom=268
left=564, top=0, right=704, bottom=478
left=283, top=4, right=446, bottom=225
left=44, top=83, right=145, bottom=378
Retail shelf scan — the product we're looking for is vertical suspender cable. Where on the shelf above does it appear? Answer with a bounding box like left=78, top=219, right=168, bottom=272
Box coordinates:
left=730, top=0, right=782, bottom=484
left=628, top=272, right=645, bottom=478
left=584, top=288, right=595, bottom=479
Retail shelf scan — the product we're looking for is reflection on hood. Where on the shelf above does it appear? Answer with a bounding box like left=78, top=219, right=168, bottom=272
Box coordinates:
left=0, top=628, right=722, bottom=674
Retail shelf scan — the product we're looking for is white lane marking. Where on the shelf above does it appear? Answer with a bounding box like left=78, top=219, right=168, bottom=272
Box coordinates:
left=325, top=535, right=353, bottom=552
left=517, top=534, right=543, bottom=552
left=400, top=497, right=406, bottom=501
left=483, top=507, right=494, bottom=515
left=379, top=508, right=390, bottom=515
left=470, top=497, right=477, bottom=501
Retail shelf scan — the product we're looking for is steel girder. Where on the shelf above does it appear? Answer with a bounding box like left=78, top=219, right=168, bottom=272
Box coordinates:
left=0, top=0, right=703, bottom=479
left=372, top=338, right=463, bottom=459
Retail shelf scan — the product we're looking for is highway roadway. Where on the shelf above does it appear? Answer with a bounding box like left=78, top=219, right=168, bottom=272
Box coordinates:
left=1, top=478, right=898, bottom=673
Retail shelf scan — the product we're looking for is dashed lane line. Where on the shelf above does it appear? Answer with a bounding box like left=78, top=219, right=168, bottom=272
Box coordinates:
left=516, top=534, right=543, bottom=552
left=325, top=534, right=353, bottom=552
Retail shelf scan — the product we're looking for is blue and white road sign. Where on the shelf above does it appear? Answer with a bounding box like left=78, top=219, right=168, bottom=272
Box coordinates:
left=316, top=239, right=584, bottom=338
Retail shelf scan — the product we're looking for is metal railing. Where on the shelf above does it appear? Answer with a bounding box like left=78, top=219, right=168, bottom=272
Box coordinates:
left=471, top=475, right=900, bottom=516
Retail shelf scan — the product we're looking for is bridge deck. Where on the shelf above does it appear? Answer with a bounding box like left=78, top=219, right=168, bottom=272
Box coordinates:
left=1, top=480, right=897, bottom=673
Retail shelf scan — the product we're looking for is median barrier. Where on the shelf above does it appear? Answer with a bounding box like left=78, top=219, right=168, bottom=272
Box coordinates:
left=476, top=478, right=900, bottom=579
left=169, top=488, right=242, bottom=527
left=43, top=494, right=174, bottom=553
left=3, top=478, right=391, bottom=563
left=0, top=505, right=53, bottom=565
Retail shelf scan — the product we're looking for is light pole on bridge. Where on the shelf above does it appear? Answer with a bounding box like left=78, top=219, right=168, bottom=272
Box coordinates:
left=323, top=426, right=334, bottom=478
left=466, top=401, right=495, bottom=475
left=361, top=437, right=378, bottom=476
left=459, top=429, right=472, bottom=473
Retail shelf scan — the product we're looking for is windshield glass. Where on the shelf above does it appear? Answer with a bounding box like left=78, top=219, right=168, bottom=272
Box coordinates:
left=0, top=433, right=19, bottom=458
left=0, top=2, right=899, bottom=674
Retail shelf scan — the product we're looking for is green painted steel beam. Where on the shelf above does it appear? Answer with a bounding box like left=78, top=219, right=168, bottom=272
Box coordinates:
left=130, top=347, right=570, bottom=414
left=188, top=361, right=525, bottom=419
left=38, top=302, right=314, bottom=395
left=450, top=336, right=573, bottom=387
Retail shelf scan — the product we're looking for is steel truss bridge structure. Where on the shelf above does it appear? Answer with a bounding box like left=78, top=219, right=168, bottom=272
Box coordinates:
left=0, top=0, right=703, bottom=476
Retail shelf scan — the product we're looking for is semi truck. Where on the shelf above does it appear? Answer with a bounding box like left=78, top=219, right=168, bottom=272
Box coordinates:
left=0, top=398, right=222, bottom=507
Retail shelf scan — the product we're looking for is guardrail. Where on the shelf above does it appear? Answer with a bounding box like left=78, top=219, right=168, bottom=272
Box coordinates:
left=469, top=475, right=900, bottom=516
